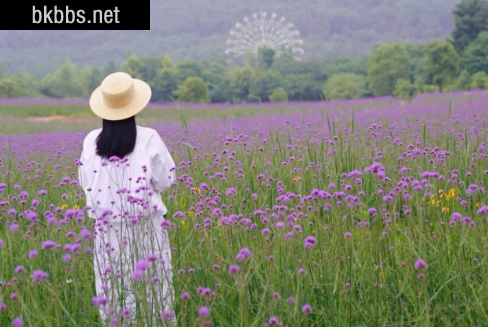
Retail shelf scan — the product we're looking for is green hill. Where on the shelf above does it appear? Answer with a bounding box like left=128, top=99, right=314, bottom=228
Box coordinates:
left=0, top=0, right=460, bottom=76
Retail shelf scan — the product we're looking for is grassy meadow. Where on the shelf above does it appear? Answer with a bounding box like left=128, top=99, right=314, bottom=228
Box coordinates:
left=1, top=91, right=488, bottom=326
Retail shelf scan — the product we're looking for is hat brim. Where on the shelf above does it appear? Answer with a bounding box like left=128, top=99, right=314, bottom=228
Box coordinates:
left=89, top=79, right=152, bottom=121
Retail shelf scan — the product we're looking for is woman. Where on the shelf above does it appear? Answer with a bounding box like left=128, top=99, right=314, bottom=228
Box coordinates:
left=78, top=72, right=176, bottom=326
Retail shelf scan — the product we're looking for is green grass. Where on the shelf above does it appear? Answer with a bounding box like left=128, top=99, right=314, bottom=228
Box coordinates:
left=1, top=93, right=488, bottom=326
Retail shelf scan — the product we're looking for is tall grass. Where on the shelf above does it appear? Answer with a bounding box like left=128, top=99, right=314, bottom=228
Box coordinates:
left=1, top=92, right=488, bottom=326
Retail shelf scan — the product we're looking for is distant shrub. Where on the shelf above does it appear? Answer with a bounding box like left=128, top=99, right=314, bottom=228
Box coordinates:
left=268, top=87, right=288, bottom=102
left=0, top=79, right=22, bottom=98
left=176, top=77, right=209, bottom=103
left=470, top=71, right=488, bottom=89
left=456, top=70, right=471, bottom=91
left=323, top=73, right=367, bottom=100
left=393, top=78, right=417, bottom=100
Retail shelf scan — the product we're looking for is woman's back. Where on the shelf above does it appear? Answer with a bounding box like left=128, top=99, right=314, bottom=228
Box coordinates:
left=79, top=125, right=175, bottom=220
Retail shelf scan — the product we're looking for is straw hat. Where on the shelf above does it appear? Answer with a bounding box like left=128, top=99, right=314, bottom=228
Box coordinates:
left=89, top=72, right=151, bottom=121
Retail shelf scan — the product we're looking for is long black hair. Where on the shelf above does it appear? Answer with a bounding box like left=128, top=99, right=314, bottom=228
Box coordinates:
left=96, top=115, right=137, bottom=159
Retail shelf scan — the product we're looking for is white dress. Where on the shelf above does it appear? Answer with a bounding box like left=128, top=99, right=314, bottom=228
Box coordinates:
left=78, top=125, right=176, bottom=326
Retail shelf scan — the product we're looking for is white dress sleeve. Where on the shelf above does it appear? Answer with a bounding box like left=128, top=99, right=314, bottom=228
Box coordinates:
left=149, top=133, right=176, bottom=193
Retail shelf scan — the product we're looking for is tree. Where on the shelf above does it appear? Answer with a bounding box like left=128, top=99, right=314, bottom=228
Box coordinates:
left=208, top=78, right=233, bottom=103
left=176, top=77, right=209, bottom=103
left=150, top=68, right=180, bottom=102
left=256, top=71, right=283, bottom=102
left=258, top=46, right=276, bottom=70
left=452, top=0, right=488, bottom=53
left=367, top=43, right=411, bottom=96
left=470, top=71, right=488, bottom=88
left=0, top=79, right=22, bottom=98
left=456, top=70, right=472, bottom=90
left=323, top=57, right=368, bottom=77
left=12, top=73, right=40, bottom=97
left=461, top=31, right=488, bottom=73
left=424, top=40, right=460, bottom=92
left=323, top=73, right=367, bottom=100
left=271, top=56, right=327, bottom=81
left=121, top=55, right=145, bottom=79
left=283, top=74, right=323, bottom=101
left=84, top=67, right=102, bottom=93
left=393, top=78, right=417, bottom=101
left=406, top=44, right=429, bottom=84
left=177, top=60, right=203, bottom=83
left=269, top=87, right=288, bottom=102
left=229, top=64, right=258, bottom=103
left=414, top=76, right=426, bottom=93
left=39, top=61, right=87, bottom=98
left=102, top=60, right=117, bottom=77
left=141, top=56, right=163, bottom=82
left=162, top=56, right=175, bottom=70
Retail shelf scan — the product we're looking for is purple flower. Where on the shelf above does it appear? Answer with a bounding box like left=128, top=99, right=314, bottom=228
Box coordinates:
left=414, top=259, right=428, bottom=270
left=274, top=222, right=285, bottom=229
left=197, top=306, right=210, bottom=317
left=302, top=304, right=312, bottom=313
left=181, top=292, right=190, bottom=300
left=14, top=266, right=24, bottom=273
left=131, top=270, right=144, bottom=281
left=32, top=270, right=49, bottom=282
left=38, top=189, right=47, bottom=196
left=228, top=265, right=240, bottom=275
left=135, top=259, right=149, bottom=271
left=268, top=316, right=279, bottom=324
left=368, top=208, right=377, bottom=217
left=161, top=309, right=174, bottom=320
left=0, top=239, right=3, bottom=248
left=477, top=205, right=488, bottom=215
left=344, top=231, right=352, bottom=238
left=226, top=187, right=236, bottom=197
left=40, top=240, right=57, bottom=249
left=26, top=212, right=38, bottom=222
left=12, top=317, right=23, bottom=327
left=91, top=296, right=109, bottom=306
left=236, top=248, right=252, bottom=261
left=304, top=236, right=317, bottom=248
left=0, top=303, right=6, bottom=310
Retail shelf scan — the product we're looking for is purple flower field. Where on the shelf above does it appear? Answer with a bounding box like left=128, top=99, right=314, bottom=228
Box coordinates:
left=1, top=91, right=488, bottom=326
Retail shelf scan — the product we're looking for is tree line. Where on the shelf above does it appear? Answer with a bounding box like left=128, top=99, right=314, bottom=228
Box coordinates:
left=1, top=0, right=488, bottom=103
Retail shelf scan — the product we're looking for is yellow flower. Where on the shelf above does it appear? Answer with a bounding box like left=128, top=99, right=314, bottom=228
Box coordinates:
left=217, top=219, right=222, bottom=227
left=188, top=210, right=194, bottom=218
left=73, top=205, right=79, bottom=210
left=476, top=203, right=480, bottom=208
left=61, top=204, right=68, bottom=210
left=293, top=176, right=300, bottom=182
left=191, top=187, right=201, bottom=194
left=181, top=220, right=188, bottom=230
left=442, top=207, right=449, bottom=213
